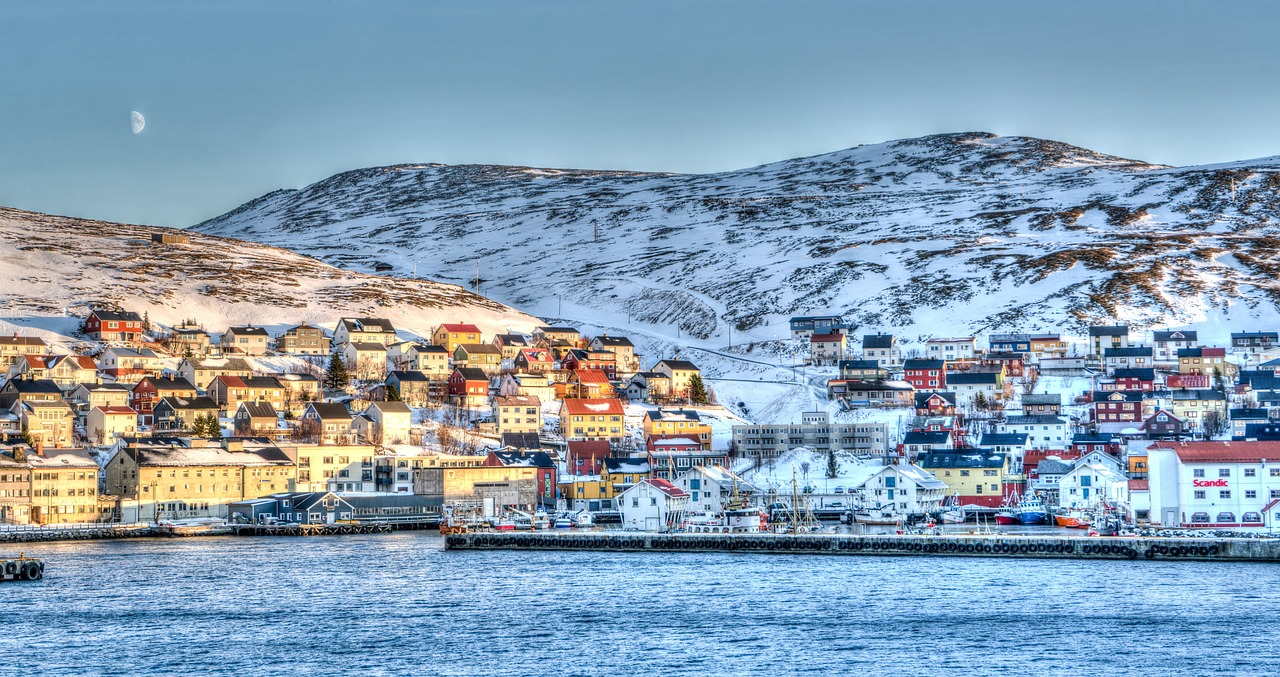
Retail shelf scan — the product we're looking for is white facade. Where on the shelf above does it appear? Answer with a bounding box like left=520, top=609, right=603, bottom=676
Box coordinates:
left=732, top=412, right=889, bottom=458
left=617, top=479, right=690, bottom=531
left=926, top=337, right=977, bottom=361
left=850, top=464, right=948, bottom=516
left=1149, top=443, right=1280, bottom=528
left=998, top=416, right=1067, bottom=449
left=674, top=465, right=758, bottom=514
left=1058, top=463, right=1130, bottom=510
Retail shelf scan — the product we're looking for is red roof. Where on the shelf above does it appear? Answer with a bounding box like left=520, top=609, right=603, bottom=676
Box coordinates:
left=643, top=478, right=689, bottom=498
left=811, top=333, right=845, bottom=343
left=573, top=369, right=610, bottom=384
left=440, top=323, right=481, bottom=334
left=1152, top=440, right=1280, bottom=463
left=1128, top=479, right=1150, bottom=491
left=214, top=375, right=247, bottom=388
left=95, top=405, right=137, bottom=415
left=519, top=348, right=552, bottom=363
left=562, top=398, right=624, bottom=416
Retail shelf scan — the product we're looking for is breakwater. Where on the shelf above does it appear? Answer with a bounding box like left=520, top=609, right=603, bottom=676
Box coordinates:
left=1, top=524, right=155, bottom=544
left=445, top=531, right=1280, bottom=562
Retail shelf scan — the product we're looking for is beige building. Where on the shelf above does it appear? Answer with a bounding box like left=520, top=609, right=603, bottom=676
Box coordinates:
left=0, top=450, right=32, bottom=524
left=0, top=335, right=50, bottom=369
left=495, top=395, right=541, bottom=435
left=288, top=444, right=379, bottom=493
left=29, top=448, right=106, bottom=524
left=275, top=323, right=330, bottom=355
left=86, top=405, right=138, bottom=444
left=178, top=357, right=253, bottom=392
left=220, top=326, right=272, bottom=355
left=653, top=360, right=701, bottom=399
left=15, top=399, right=76, bottom=448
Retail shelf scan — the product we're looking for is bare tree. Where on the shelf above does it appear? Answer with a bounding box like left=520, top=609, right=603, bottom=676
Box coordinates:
left=366, top=421, right=384, bottom=447
left=294, top=417, right=321, bottom=444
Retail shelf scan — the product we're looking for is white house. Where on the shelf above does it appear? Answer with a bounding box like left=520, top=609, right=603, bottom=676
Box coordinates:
left=946, top=372, right=1000, bottom=407
left=86, top=405, right=137, bottom=443
left=1153, top=330, right=1198, bottom=363
left=674, top=465, right=759, bottom=514
left=342, top=342, right=388, bottom=381
left=925, top=337, right=977, bottom=361
left=333, top=317, right=398, bottom=346
left=1059, top=462, right=1130, bottom=511
left=862, top=334, right=901, bottom=369
left=1103, top=347, right=1153, bottom=376
left=354, top=401, right=413, bottom=445
left=998, top=415, right=1067, bottom=450
left=849, top=463, right=948, bottom=516
left=617, top=478, right=690, bottom=531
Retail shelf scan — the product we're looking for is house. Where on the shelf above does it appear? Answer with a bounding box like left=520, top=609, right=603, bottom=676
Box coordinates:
left=1178, top=347, right=1230, bottom=379
left=355, top=401, right=412, bottom=445
left=177, top=357, right=253, bottom=392
left=566, top=369, right=613, bottom=399
left=625, top=371, right=671, bottom=402
left=561, top=457, right=649, bottom=512
left=646, top=439, right=729, bottom=479
left=25, top=447, right=105, bottom=524
left=386, top=371, right=434, bottom=407
left=674, top=465, right=760, bottom=515
left=69, top=383, right=132, bottom=416
left=1108, top=368, right=1157, bottom=392
left=1070, top=433, right=1121, bottom=456
left=275, top=373, right=323, bottom=414
left=514, top=349, right=555, bottom=375
left=220, top=326, right=271, bottom=355
left=1088, top=325, right=1130, bottom=357
left=98, top=347, right=163, bottom=382
left=152, top=396, right=220, bottom=433
left=1104, top=347, right=1153, bottom=375
left=1169, top=390, right=1228, bottom=433
left=862, top=334, right=900, bottom=368
left=980, top=433, right=1029, bottom=461
left=566, top=440, right=611, bottom=476
left=1231, top=408, right=1273, bottom=439
left=1028, top=334, right=1068, bottom=359
left=232, top=401, right=279, bottom=437
left=398, top=343, right=450, bottom=377
left=559, top=398, right=625, bottom=441
left=1092, top=391, right=1146, bottom=432
left=498, top=373, right=556, bottom=405
left=589, top=336, right=640, bottom=377
left=492, top=333, right=531, bottom=361
left=925, top=336, right=978, bottom=361
left=86, top=405, right=138, bottom=443
left=0, top=377, right=64, bottom=410
left=1166, top=373, right=1211, bottom=390
left=532, top=326, right=580, bottom=346
left=13, top=399, right=75, bottom=447
left=299, top=402, right=356, bottom=445
left=1153, top=330, right=1198, bottom=362
left=731, top=412, right=888, bottom=458
left=131, top=375, right=199, bottom=424
left=452, top=343, right=503, bottom=375
left=1059, top=462, right=1130, bottom=510
left=341, top=342, right=388, bottom=381
left=901, top=430, right=956, bottom=457
left=988, top=333, right=1065, bottom=359
left=982, top=351, right=1026, bottom=377
left=206, top=375, right=287, bottom=415
left=335, top=317, right=398, bottom=347
left=918, top=450, right=1012, bottom=507
left=7, top=355, right=99, bottom=391
left=809, top=333, right=847, bottom=365
left=1022, top=393, right=1062, bottom=416
left=1031, top=457, right=1075, bottom=499
left=617, top=478, right=690, bottom=531
left=652, top=360, right=701, bottom=399
left=945, top=371, right=1000, bottom=407
left=837, top=359, right=889, bottom=382
left=826, top=379, right=914, bottom=407
left=0, top=335, right=49, bottom=369
left=483, top=450, right=558, bottom=508
left=1259, top=390, right=1280, bottom=409
left=915, top=391, right=956, bottom=416
left=998, top=415, right=1068, bottom=449
left=789, top=315, right=845, bottom=340
left=902, top=359, right=945, bottom=391
left=432, top=323, right=482, bottom=353
left=495, top=395, right=541, bottom=436
left=502, top=432, right=542, bottom=450
left=165, top=323, right=212, bottom=357
left=1142, top=409, right=1187, bottom=439
left=561, top=349, right=617, bottom=380
left=1231, top=331, right=1279, bottom=354
left=448, top=367, right=490, bottom=407
left=85, top=309, right=144, bottom=342
left=274, top=323, right=330, bottom=355
left=643, top=409, right=712, bottom=450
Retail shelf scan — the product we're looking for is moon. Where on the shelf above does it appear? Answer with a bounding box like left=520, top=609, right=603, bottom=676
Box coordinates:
left=130, top=111, right=145, bottom=134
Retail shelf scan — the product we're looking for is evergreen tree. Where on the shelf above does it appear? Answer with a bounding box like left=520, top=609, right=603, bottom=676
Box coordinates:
left=689, top=374, right=709, bottom=405
left=142, top=311, right=152, bottom=334
left=386, top=384, right=402, bottom=402
left=826, top=449, right=839, bottom=479
left=325, top=352, right=350, bottom=390
left=191, top=413, right=221, bottom=438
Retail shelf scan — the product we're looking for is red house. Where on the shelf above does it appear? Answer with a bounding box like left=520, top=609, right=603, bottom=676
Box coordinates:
left=448, top=367, right=489, bottom=406
left=131, top=375, right=198, bottom=424
left=914, top=391, right=956, bottom=416
left=1167, top=373, right=1210, bottom=390
left=566, top=440, right=611, bottom=476
left=86, top=309, right=144, bottom=342
left=514, top=349, right=554, bottom=374
left=903, top=359, right=946, bottom=391
left=561, top=349, right=617, bottom=380
left=1109, top=368, right=1156, bottom=392
left=1091, top=390, right=1144, bottom=425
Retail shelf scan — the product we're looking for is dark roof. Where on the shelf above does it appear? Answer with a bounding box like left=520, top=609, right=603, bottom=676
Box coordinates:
left=3, top=378, right=62, bottom=394
left=593, top=336, right=634, bottom=348
left=1089, top=325, right=1129, bottom=336
left=1232, top=332, right=1279, bottom=340
left=919, top=450, right=1006, bottom=469
left=156, top=395, right=219, bottom=411
left=490, top=450, right=556, bottom=468
left=537, top=326, right=579, bottom=334
left=307, top=402, right=351, bottom=420
left=1241, top=424, right=1280, bottom=440
left=838, top=360, right=883, bottom=371
left=416, top=345, right=449, bottom=354
left=227, top=326, right=270, bottom=337
left=1230, top=408, right=1271, bottom=420
left=1022, top=393, right=1061, bottom=405
left=92, top=309, right=142, bottom=322
left=945, top=372, right=997, bottom=385
left=243, top=376, right=285, bottom=389
left=1170, top=389, right=1226, bottom=401
left=1092, top=390, right=1143, bottom=402
left=1003, top=415, right=1066, bottom=425
left=603, top=457, right=649, bottom=474
left=915, top=391, right=956, bottom=407
left=648, top=409, right=701, bottom=422
left=143, top=376, right=198, bottom=391
left=902, top=431, right=952, bottom=445
left=1035, top=459, right=1075, bottom=475
left=453, top=367, right=489, bottom=381
left=387, top=370, right=430, bottom=383
left=656, top=360, right=699, bottom=371
left=340, top=317, right=396, bottom=333
left=1072, top=433, right=1116, bottom=444
left=1257, top=390, right=1280, bottom=402
left=862, top=334, right=894, bottom=349
left=237, top=401, right=277, bottom=418
left=1112, top=368, right=1155, bottom=381
left=1154, top=330, right=1197, bottom=341
left=371, top=401, right=412, bottom=414
left=502, top=432, right=542, bottom=450
left=980, top=433, right=1027, bottom=446
left=903, top=359, right=944, bottom=370
left=1105, top=347, right=1152, bottom=357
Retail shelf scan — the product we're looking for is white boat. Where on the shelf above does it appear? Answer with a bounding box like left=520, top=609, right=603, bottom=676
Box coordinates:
left=939, top=493, right=966, bottom=524
left=553, top=514, right=574, bottom=529
left=532, top=510, right=551, bottom=530
left=854, top=506, right=904, bottom=526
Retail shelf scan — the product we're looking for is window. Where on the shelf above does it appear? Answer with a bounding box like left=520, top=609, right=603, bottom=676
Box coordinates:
left=1194, top=490, right=1205, bottom=499
left=631, top=497, right=638, bottom=507
left=1245, top=468, right=1257, bottom=477
left=1220, top=490, right=1231, bottom=499
left=1216, top=512, right=1235, bottom=523
left=1193, top=469, right=1205, bottom=478
left=1246, top=490, right=1257, bottom=499
left=649, top=497, right=657, bottom=506
left=960, top=470, right=970, bottom=477
left=1219, top=468, right=1231, bottom=478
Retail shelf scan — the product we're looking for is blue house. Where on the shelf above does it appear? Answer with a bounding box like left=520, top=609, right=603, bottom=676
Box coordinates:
left=789, top=315, right=845, bottom=339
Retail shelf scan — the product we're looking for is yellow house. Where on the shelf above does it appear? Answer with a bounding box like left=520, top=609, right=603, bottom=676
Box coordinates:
left=432, top=323, right=482, bottom=354
left=559, top=398, right=625, bottom=441
left=918, top=450, right=1011, bottom=506
left=104, top=439, right=295, bottom=520
left=1169, top=390, right=1228, bottom=432
left=642, top=409, right=712, bottom=449
left=495, top=395, right=541, bottom=435
left=27, top=447, right=107, bottom=524
left=560, top=457, right=649, bottom=510
left=15, top=399, right=76, bottom=448
left=653, top=360, right=701, bottom=399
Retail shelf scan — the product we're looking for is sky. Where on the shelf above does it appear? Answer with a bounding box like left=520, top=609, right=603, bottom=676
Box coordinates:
left=3, top=0, right=1280, bottom=227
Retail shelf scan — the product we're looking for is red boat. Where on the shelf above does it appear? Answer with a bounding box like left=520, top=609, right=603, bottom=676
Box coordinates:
left=994, top=493, right=1019, bottom=525
left=995, top=511, right=1019, bottom=525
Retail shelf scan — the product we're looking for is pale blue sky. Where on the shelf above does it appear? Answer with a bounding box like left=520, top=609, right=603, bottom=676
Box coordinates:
left=2, top=0, right=1279, bottom=226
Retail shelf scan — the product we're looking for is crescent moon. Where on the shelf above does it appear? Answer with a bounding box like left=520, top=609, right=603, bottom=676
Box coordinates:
left=131, top=111, right=146, bottom=135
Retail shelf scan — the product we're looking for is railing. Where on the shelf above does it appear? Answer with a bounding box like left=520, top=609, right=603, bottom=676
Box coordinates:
left=0, top=521, right=148, bottom=532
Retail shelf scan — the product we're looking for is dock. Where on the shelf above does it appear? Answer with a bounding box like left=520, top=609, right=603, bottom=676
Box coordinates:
left=230, top=523, right=393, bottom=537
left=444, top=531, right=1280, bottom=562
left=2, top=556, right=45, bottom=581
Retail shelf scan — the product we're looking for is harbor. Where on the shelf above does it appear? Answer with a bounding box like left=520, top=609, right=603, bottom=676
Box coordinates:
left=445, top=531, right=1280, bottom=562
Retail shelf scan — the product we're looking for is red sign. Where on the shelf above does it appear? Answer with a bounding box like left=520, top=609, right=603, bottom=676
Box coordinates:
left=1193, top=479, right=1228, bottom=488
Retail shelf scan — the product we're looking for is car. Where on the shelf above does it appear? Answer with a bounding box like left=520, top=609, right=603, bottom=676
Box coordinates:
left=833, top=486, right=846, bottom=494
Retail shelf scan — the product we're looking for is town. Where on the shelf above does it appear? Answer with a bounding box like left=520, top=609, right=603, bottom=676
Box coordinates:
left=2, top=307, right=1279, bottom=536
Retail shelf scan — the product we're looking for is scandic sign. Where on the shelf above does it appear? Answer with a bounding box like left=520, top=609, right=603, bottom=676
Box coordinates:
left=1192, top=479, right=1229, bottom=488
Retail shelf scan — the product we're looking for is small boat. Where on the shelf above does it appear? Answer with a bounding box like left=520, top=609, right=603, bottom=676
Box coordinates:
left=553, top=514, right=574, bottom=529
left=1053, top=511, right=1080, bottom=528
left=854, top=507, right=903, bottom=526
left=994, top=493, right=1019, bottom=524
left=532, top=510, right=551, bottom=530
left=939, top=493, right=966, bottom=524
left=1016, top=491, right=1049, bottom=525
left=493, top=518, right=515, bottom=531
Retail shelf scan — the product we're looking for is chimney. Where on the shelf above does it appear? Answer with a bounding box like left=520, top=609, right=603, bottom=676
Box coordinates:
left=34, top=440, right=44, bottom=457
left=12, top=446, right=25, bottom=463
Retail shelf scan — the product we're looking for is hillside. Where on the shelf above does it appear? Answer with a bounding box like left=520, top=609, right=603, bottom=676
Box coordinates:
left=192, top=132, right=1280, bottom=343
left=0, top=206, right=539, bottom=344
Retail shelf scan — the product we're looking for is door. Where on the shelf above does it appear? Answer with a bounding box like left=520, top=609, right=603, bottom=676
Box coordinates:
left=645, top=517, right=660, bottom=531
left=327, top=510, right=337, bottom=524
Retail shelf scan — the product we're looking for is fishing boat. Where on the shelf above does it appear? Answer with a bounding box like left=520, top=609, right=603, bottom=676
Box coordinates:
left=512, top=512, right=533, bottom=531
left=994, top=493, right=1020, bottom=525
left=939, top=493, right=966, bottom=524
left=532, top=510, right=551, bottom=530
left=1054, top=507, right=1090, bottom=529
left=1016, top=490, right=1049, bottom=525
left=853, top=507, right=904, bottom=526
left=493, top=517, right=516, bottom=531
left=553, top=514, right=574, bottom=529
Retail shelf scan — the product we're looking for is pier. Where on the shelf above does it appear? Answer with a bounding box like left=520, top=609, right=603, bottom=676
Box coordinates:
left=444, top=532, right=1280, bottom=562
left=230, top=523, right=393, bottom=537
left=1, top=556, right=45, bottom=581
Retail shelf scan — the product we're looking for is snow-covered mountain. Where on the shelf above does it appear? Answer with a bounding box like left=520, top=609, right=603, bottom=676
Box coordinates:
left=0, top=206, right=538, bottom=342
left=192, top=132, right=1280, bottom=343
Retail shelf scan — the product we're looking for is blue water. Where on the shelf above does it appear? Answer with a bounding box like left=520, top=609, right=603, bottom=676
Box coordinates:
left=4, top=532, right=1279, bottom=676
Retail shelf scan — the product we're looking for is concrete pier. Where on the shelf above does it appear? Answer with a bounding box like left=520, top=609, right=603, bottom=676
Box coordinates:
left=444, top=532, right=1280, bottom=562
